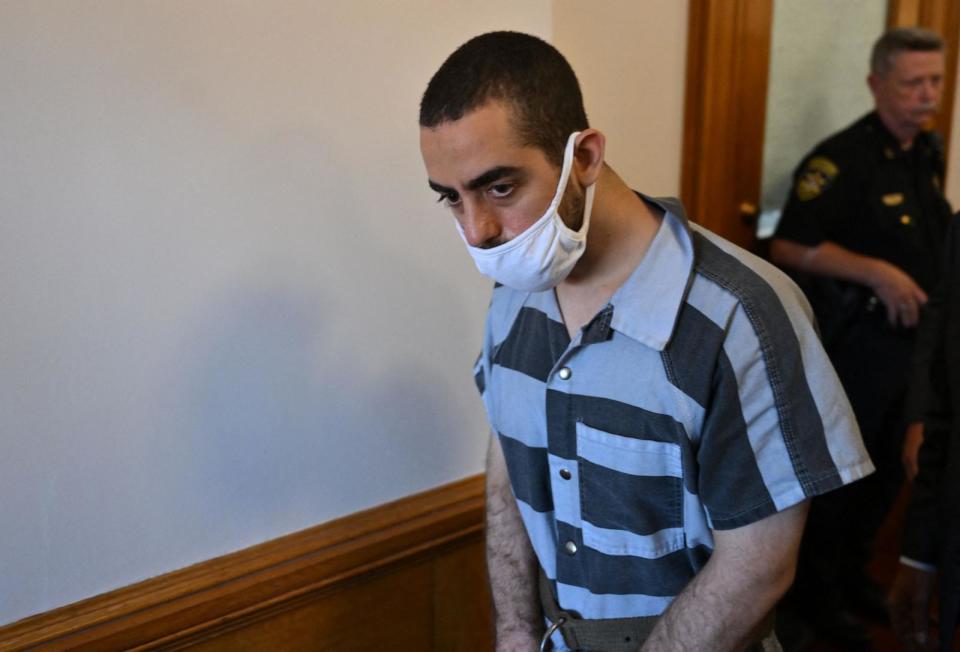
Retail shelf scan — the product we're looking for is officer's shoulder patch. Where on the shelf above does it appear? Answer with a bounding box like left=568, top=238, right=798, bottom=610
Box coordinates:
left=796, top=156, right=839, bottom=201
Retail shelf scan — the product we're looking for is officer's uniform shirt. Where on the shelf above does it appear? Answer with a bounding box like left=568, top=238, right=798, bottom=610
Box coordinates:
left=775, top=111, right=952, bottom=294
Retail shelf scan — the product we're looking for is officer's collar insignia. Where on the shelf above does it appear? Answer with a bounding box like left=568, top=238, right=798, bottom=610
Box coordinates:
left=882, top=192, right=904, bottom=206
left=900, top=214, right=913, bottom=226
left=884, top=147, right=895, bottom=159
left=934, top=175, right=942, bottom=191
left=796, top=156, right=838, bottom=201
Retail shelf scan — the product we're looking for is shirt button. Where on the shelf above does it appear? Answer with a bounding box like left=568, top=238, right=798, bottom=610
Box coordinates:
left=564, top=540, right=578, bottom=555
left=558, top=367, right=572, bottom=380
left=559, top=468, right=572, bottom=480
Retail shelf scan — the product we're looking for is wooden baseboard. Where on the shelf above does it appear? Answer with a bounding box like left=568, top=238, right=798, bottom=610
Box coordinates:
left=0, top=475, right=490, bottom=651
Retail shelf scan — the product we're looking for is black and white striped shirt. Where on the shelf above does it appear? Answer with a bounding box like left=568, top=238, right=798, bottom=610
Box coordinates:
left=474, top=196, right=873, bottom=629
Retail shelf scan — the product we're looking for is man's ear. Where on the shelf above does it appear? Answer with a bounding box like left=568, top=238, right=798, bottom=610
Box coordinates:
left=574, top=129, right=606, bottom=185
left=867, top=73, right=881, bottom=99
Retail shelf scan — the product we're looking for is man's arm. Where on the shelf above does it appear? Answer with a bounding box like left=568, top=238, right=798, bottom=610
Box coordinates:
left=902, top=421, right=926, bottom=481
left=770, top=238, right=927, bottom=327
left=485, top=434, right=543, bottom=650
left=640, top=501, right=809, bottom=652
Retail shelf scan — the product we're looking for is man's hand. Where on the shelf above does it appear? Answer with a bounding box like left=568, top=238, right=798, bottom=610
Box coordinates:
left=640, top=502, right=808, bottom=651
left=888, top=564, right=936, bottom=651
left=902, top=422, right=926, bottom=481
left=770, top=239, right=927, bottom=327
left=496, top=631, right=541, bottom=651
left=869, top=260, right=928, bottom=327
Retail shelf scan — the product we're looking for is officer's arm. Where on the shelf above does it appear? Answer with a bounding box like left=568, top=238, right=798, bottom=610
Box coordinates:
left=770, top=238, right=928, bottom=327
left=640, top=500, right=809, bottom=652
left=485, top=433, right=544, bottom=650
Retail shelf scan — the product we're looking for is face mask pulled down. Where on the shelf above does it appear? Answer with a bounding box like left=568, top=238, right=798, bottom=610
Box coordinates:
left=455, top=132, right=596, bottom=292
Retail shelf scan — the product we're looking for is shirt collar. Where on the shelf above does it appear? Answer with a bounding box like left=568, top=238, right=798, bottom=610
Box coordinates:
left=607, top=194, right=695, bottom=351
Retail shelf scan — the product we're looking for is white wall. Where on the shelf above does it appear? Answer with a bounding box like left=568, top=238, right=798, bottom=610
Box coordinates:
left=0, top=0, right=691, bottom=626
left=760, top=0, right=887, bottom=212
left=0, top=0, right=556, bottom=625
left=554, top=0, right=688, bottom=196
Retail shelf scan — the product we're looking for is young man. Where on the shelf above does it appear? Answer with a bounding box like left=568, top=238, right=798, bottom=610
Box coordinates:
left=770, top=28, right=953, bottom=645
left=419, top=32, right=872, bottom=651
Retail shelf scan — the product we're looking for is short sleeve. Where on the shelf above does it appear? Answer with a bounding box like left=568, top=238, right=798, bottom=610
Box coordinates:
left=775, top=151, right=852, bottom=247
left=694, top=275, right=873, bottom=530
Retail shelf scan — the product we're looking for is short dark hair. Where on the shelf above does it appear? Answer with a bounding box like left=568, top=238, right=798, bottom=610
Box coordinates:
left=419, top=31, right=589, bottom=166
left=871, top=27, right=944, bottom=77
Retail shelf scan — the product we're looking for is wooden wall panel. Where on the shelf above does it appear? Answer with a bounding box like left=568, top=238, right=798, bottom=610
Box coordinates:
left=0, top=476, right=490, bottom=651
left=432, top=541, right=493, bottom=651
left=183, top=562, right=436, bottom=651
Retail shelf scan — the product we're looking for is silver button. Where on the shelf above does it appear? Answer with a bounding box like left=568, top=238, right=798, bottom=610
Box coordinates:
left=558, top=367, right=572, bottom=380
left=564, top=540, right=578, bottom=555
left=559, top=468, right=572, bottom=480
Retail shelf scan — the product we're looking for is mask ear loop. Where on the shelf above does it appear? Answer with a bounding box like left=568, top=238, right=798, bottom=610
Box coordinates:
left=547, top=132, right=581, bottom=214
left=556, top=132, right=595, bottom=242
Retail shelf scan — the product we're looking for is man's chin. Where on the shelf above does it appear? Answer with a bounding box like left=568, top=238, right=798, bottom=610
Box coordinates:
left=917, top=112, right=938, bottom=131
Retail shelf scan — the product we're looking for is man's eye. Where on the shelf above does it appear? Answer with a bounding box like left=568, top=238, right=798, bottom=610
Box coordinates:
left=436, top=192, right=461, bottom=207
left=489, top=184, right=514, bottom=198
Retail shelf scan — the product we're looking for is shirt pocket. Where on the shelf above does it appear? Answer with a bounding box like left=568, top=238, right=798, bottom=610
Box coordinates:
left=576, top=422, right=685, bottom=558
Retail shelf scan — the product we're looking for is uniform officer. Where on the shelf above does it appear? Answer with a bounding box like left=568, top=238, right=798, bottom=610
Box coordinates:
left=771, top=26, right=953, bottom=648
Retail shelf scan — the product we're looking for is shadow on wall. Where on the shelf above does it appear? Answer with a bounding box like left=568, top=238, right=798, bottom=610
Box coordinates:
left=172, top=128, right=484, bottom=542
left=180, top=278, right=473, bottom=539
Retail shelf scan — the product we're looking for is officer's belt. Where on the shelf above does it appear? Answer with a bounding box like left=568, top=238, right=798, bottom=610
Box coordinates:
left=538, top=568, right=775, bottom=651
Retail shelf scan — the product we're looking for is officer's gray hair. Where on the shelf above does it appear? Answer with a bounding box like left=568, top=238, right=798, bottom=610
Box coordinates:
left=871, top=27, right=945, bottom=77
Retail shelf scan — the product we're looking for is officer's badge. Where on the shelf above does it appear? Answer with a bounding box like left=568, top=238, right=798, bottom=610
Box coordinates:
left=882, top=193, right=904, bottom=206
left=796, top=157, right=838, bottom=201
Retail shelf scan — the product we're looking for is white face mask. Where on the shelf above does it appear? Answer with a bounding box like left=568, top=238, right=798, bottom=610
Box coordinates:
left=455, top=131, right=596, bottom=292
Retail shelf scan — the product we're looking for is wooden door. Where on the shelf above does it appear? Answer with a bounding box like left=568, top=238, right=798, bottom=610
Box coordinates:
left=680, top=0, right=773, bottom=251
left=681, top=0, right=960, bottom=253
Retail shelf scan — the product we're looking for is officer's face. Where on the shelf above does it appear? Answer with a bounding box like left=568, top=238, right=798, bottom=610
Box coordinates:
left=870, top=50, right=945, bottom=134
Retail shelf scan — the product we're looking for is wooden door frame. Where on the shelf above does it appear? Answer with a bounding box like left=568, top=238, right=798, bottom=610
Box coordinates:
left=681, top=0, right=960, bottom=252
left=680, top=0, right=774, bottom=250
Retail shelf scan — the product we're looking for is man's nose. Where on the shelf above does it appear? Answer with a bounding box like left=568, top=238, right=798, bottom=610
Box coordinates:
left=460, top=202, right=502, bottom=249
left=921, top=78, right=940, bottom=103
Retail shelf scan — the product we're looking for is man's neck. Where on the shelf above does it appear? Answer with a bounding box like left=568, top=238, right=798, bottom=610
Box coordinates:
left=554, top=168, right=662, bottom=337
left=563, top=168, right=661, bottom=288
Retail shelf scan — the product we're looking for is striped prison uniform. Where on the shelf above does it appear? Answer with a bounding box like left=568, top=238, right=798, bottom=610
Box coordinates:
left=473, top=195, right=873, bottom=651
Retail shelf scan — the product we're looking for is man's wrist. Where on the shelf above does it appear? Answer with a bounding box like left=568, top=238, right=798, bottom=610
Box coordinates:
left=863, top=256, right=889, bottom=289
left=496, top=627, right=542, bottom=651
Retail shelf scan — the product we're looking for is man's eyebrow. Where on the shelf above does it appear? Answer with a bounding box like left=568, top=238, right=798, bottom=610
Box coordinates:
left=428, top=180, right=454, bottom=195
left=466, top=166, right=522, bottom=191
left=428, top=166, right=523, bottom=196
